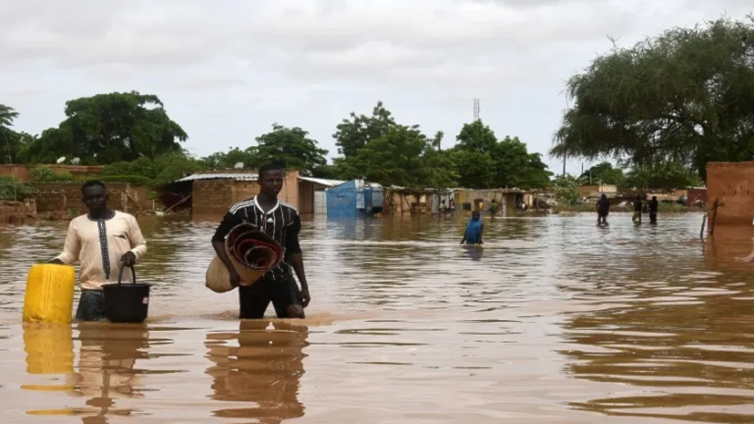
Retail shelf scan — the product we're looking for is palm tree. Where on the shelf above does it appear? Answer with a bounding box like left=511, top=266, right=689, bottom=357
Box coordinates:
left=0, top=104, right=19, bottom=164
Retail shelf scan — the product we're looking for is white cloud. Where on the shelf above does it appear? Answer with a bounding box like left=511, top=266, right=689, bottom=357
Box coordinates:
left=0, top=0, right=751, bottom=174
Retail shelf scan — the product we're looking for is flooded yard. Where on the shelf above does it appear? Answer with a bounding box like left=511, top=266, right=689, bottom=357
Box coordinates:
left=2, top=213, right=754, bottom=423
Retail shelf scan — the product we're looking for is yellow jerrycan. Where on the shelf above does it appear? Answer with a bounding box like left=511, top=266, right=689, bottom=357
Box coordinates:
left=22, top=264, right=76, bottom=324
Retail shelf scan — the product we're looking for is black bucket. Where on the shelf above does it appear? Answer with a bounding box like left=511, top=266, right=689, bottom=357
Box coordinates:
left=102, top=266, right=151, bottom=324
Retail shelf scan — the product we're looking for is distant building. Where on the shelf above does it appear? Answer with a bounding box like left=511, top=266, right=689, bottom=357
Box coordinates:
left=326, top=180, right=383, bottom=218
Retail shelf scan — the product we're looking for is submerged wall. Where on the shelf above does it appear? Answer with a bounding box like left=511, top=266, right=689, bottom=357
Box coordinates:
left=706, top=162, right=754, bottom=226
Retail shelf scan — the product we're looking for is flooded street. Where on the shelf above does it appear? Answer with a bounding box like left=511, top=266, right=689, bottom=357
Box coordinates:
left=2, top=213, right=754, bottom=423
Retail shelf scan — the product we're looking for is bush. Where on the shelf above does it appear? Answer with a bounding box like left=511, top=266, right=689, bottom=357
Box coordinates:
left=29, top=166, right=75, bottom=183
left=0, top=177, right=34, bottom=201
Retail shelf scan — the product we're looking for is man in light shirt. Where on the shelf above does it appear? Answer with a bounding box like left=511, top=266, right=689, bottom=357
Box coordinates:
left=49, top=180, right=147, bottom=321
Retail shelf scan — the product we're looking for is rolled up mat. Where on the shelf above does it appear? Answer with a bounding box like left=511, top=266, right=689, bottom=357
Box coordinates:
left=226, top=224, right=284, bottom=286
left=205, top=223, right=284, bottom=292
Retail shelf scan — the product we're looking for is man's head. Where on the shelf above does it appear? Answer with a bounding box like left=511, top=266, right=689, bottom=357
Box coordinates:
left=258, top=163, right=285, bottom=198
left=601, top=194, right=607, bottom=200
left=81, top=180, right=108, bottom=213
left=471, top=211, right=480, bottom=221
left=652, top=196, right=657, bottom=201
left=636, top=195, right=642, bottom=200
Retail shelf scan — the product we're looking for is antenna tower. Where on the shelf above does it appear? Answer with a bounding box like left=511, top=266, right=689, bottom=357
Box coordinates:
left=473, top=99, right=480, bottom=121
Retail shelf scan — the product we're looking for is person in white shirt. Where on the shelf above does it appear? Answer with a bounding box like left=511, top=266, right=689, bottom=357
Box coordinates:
left=49, top=181, right=147, bottom=321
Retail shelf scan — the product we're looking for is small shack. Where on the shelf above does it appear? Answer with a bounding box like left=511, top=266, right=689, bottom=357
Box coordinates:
left=326, top=180, right=383, bottom=218
left=164, top=170, right=300, bottom=220
left=298, top=177, right=344, bottom=216
left=454, top=188, right=531, bottom=215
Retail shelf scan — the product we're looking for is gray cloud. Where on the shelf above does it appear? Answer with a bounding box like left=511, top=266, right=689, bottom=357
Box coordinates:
left=0, top=0, right=750, bottom=174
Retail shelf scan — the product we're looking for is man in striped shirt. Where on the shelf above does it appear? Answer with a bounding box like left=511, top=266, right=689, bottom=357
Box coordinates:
left=211, top=164, right=310, bottom=319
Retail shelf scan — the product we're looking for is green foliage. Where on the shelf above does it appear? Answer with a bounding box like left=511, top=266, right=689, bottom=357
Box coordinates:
left=333, top=101, right=396, bottom=158
left=200, top=147, right=258, bottom=169
left=551, top=17, right=754, bottom=181
left=579, top=162, right=626, bottom=186
left=624, top=161, right=703, bottom=190
left=103, top=152, right=207, bottom=187
left=29, top=166, right=75, bottom=183
left=25, top=91, right=187, bottom=164
left=0, top=177, right=34, bottom=201
left=451, top=121, right=552, bottom=189
left=255, top=124, right=328, bottom=175
left=553, top=175, right=581, bottom=205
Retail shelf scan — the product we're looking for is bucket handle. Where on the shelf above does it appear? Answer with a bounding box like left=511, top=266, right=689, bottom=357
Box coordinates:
left=117, top=265, right=136, bottom=285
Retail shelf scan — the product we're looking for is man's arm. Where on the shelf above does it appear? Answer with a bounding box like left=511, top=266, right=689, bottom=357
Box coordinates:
left=49, top=221, right=80, bottom=265
left=122, top=215, right=147, bottom=266
left=285, top=213, right=310, bottom=307
left=212, top=212, right=243, bottom=286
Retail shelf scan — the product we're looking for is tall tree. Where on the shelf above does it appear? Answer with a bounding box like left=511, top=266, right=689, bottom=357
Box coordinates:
left=201, top=147, right=259, bottom=169
left=255, top=124, right=328, bottom=175
left=452, top=121, right=551, bottom=189
left=579, top=162, right=626, bottom=186
left=333, top=101, right=396, bottom=158
left=29, top=91, right=188, bottom=164
left=550, top=17, right=754, bottom=181
left=0, top=104, right=20, bottom=164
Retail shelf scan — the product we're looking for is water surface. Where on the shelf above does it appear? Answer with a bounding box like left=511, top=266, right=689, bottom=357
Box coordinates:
left=2, top=213, right=754, bottom=423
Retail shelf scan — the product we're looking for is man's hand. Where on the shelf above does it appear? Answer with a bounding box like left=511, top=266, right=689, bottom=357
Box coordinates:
left=229, top=269, right=241, bottom=288
left=120, top=251, right=137, bottom=267
left=301, top=287, right=311, bottom=308
left=47, top=258, right=64, bottom=264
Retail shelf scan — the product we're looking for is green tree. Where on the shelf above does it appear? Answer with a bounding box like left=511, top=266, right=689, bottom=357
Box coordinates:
left=103, top=151, right=207, bottom=187
left=254, top=124, right=328, bottom=175
left=200, top=147, right=259, bottom=169
left=337, top=125, right=456, bottom=188
left=553, top=175, right=581, bottom=205
left=624, top=161, right=703, bottom=190
left=333, top=101, right=396, bottom=158
left=452, top=121, right=552, bottom=189
left=28, top=91, right=188, bottom=164
left=551, top=17, right=754, bottom=181
left=579, top=162, right=626, bottom=186
left=0, top=104, right=21, bottom=164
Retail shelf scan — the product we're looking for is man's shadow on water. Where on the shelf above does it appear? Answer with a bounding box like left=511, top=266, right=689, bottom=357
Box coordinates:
left=462, top=245, right=483, bottom=261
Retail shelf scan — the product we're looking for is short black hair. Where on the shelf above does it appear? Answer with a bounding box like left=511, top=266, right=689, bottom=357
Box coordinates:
left=81, top=180, right=106, bottom=194
left=258, top=162, right=286, bottom=180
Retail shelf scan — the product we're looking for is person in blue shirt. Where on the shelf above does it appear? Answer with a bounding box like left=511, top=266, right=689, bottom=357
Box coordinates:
left=460, top=211, right=484, bottom=245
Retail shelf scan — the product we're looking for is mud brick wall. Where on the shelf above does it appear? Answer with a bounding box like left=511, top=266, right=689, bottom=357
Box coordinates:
left=192, top=171, right=300, bottom=221
left=0, top=200, right=37, bottom=223
left=192, top=179, right=234, bottom=219
left=707, top=162, right=754, bottom=226
left=32, top=183, right=130, bottom=218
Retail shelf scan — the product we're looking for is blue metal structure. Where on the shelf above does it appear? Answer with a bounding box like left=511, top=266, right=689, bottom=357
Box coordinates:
left=326, top=180, right=382, bottom=218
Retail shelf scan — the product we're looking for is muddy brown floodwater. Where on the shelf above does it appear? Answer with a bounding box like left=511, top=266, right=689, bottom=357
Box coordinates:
left=1, top=213, right=754, bottom=423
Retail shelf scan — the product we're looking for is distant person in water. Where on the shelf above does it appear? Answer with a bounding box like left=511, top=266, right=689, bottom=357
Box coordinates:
left=596, top=194, right=610, bottom=226
left=460, top=211, right=484, bottom=245
left=632, top=195, right=643, bottom=224
left=48, top=181, right=147, bottom=321
left=649, top=196, right=659, bottom=225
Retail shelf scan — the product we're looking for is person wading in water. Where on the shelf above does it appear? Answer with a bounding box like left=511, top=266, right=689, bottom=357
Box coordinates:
left=49, top=181, right=147, bottom=321
left=211, top=163, right=310, bottom=319
left=460, top=210, right=484, bottom=245
left=596, top=193, right=610, bottom=226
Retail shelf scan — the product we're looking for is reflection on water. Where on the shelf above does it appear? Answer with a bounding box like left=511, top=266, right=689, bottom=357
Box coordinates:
left=4, top=213, right=754, bottom=423
left=205, top=321, right=307, bottom=422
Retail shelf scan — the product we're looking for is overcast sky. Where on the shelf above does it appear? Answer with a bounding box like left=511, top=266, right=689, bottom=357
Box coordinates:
left=0, top=0, right=750, bottom=174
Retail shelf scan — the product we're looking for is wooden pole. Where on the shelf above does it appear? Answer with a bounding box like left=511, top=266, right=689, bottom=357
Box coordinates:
left=700, top=214, right=707, bottom=239
left=710, top=198, right=720, bottom=236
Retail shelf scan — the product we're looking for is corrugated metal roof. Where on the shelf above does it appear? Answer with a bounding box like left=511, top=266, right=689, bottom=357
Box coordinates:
left=176, top=173, right=258, bottom=182
left=298, top=176, right=345, bottom=187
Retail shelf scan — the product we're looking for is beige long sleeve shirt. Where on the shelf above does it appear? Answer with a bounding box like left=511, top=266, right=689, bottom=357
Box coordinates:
left=55, top=211, right=147, bottom=290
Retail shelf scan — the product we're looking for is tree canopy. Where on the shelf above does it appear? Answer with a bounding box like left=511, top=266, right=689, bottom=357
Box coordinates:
left=26, top=91, right=188, bottom=164
left=551, top=16, right=754, bottom=181
left=451, top=120, right=552, bottom=189
left=579, top=162, right=626, bottom=186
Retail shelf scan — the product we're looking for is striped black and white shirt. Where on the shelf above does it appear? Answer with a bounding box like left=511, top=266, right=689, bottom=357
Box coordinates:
left=212, top=196, right=302, bottom=281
